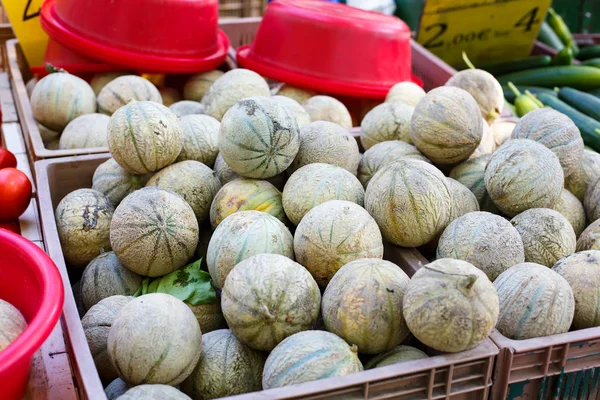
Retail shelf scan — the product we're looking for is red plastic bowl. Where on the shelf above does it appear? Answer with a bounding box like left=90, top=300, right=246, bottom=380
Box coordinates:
left=40, top=0, right=229, bottom=73
left=0, top=229, right=64, bottom=400
left=237, top=0, right=419, bottom=99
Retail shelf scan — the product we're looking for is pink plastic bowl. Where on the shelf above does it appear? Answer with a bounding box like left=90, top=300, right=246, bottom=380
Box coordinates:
left=0, top=229, right=64, bottom=400
left=237, top=0, right=419, bottom=99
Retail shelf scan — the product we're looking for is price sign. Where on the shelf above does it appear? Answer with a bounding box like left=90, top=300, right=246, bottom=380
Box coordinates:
left=1, top=0, right=49, bottom=67
left=416, top=0, right=552, bottom=68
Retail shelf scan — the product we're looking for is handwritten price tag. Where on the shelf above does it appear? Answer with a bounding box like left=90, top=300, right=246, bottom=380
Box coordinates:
left=1, top=0, right=49, bottom=67
left=416, top=0, right=552, bottom=68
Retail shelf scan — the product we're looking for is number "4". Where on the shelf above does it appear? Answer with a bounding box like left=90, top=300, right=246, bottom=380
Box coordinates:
left=514, top=7, right=540, bottom=32
left=23, top=0, right=40, bottom=22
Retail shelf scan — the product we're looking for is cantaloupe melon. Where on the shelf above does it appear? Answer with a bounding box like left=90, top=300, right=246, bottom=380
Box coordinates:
left=97, top=75, right=162, bottom=115
left=169, top=101, right=205, bottom=118
left=358, top=140, right=429, bottom=188
left=90, top=72, right=128, bottom=96
left=183, top=70, right=225, bottom=102
left=276, top=85, right=317, bottom=105
left=26, top=77, right=38, bottom=98
left=403, top=258, right=499, bottom=352
left=445, top=69, right=504, bottom=123
left=207, top=211, right=293, bottom=289
left=360, top=102, right=414, bottom=149
left=553, top=251, right=600, bottom=330
left=81, top=252, right=142, bottom=310
left=187, top=301, right=224, bottom=334
left=511, top=208, right=576, bottom=267
left=116, top=385, right=191, bottom=400
left=447, top=178, right=480, bottom=221
left=283, top=163, right=364, bottom=226
left=584, top=180, right=600, bottom=222
left=210, top=178, right=286, bottom=228
left=58, top=113, right=110, bottom=150
left=31, top=71, right=96, bottom=132
left=469, top=118, right=496, bottom=159
left=221, top=254, right=320, bottom=351
left=552, top=189, right=586, bottom=237
left=262, top=330, right=363, bottom=389
left=289, top=121, right=360, bottom=175
left=176, top=115, right=219, bottom=166
left=272, top=95, right=311, bottom=128
left=495, top=262, right=574, bottom=339
left=213, top=153, right=287, bottom=190
left=159, top=87, right=181, bottom=107
left=302, top=96, right=352, bottom=129
left=364, top=345, right=428, bottom=369
left=37, top=122, right=60, bottom=145
left=322, top=259, right=410, bottom=354
left=437, top=211, right=525, bottom=281
left=492, top=119, right=515, bottom=148
left=105, top=378, right=130, bottom=400
left=201, top=69, right=270, bottom=121
left=110, top=187, right=199, bottom=277
left=294, top=200, right=384, bottom=287
left=365, top=159, right=452, bottom=247
left=449, top=154, right=498, bottom=213
left=219, top=96, right=300, bottom=179
left=146, top=160, right=221, bottom=224
left=0, top=299, right=27, bottom=352
left=56, top=189, right=114, bottom=268
left=410, top=87, right=483, bottom=164
left=46, top=139, right=60, bottom=150
left=511, top=108, right=584, bottom=178
left=82, top=295, right=132, bottom=382
left=181, top=329, right=264, bottom=399
left=385, top=82, right=426, bottom=107
left=566, top=149, right=600, bottom=201
left=92, top=158, right=152, bottom=207
left=577, top=219, right=600, bottom=251
left=485, top=139, right=564, bottom=216
left=108, top=101, right=183, bottom=174
left=108, top=293, right=202, bottom=385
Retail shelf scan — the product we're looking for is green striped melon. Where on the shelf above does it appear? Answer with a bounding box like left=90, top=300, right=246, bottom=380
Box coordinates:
left=117, top=385, right=191, bottom=400
left=187, top=302, right=224, bottom=334
left=146, top=160, right=221, bottom=224
left=209, top=178, right=286, bottom=228
left=97, top=75, right=162, bottom=115
left=221, top=254, right=320, bottom=351
left=360, top=102, right=415, bottom=149
left=170, top=101, right=205, bottom=118
left=449, top=155, right=498, bottom=213
left=403, top=258, right=499, bottom=352
left=56, top=189, right=114, bottom=268
left=410, top=87, right=483, bottom=164
left=495, top=262, right=574, bottom=339
left=262, top=330, right=363, bottom=389
left=511, top=108, right=583, bottom=178
left=283, top=163, right=364, bottom=226
left=553, top=251, right=600, bottom=330
left=30, top=71, right=96, bottom=132
left=276, top=85, right=317, bottom=105
left=107, top=293, right=202, bottom=385
left=446, top=177, right=480, bottom=221
left=90, top=72, right=128, bottom=96
left=207, top=211, right=294, bottom=289
left=289, top=121, right=360, bottom=175
left=181, top=329, right=264, bottom=399
left=272, top=95, right=311, bottom=128
left=82, top=295, right=132, bottom=382
left=365, top=345, right=428, bottom=369
left=552, top=189, right=586, bottom=237
left=358, top=140, right=429, bottom=188
left=566, top=149, right=600, bottom=201
left=213, top=153, right=241, bottom=184
left=159, top=87, right=181, bottom=107
left=201, top=69, right=270, bottom=121
left=219, top=96, right=300, bottom=179
left=364, top=159, right=452, bottom=247
left=108, top=100, right=183, bottom=174
left=577, top=219, right=600, bottom=251
left=437, top=211, right=525, bottom=281
left=176, top=115, right=219, bottom=166
left=37, top=122, right=60, bottom=145
left=0, top=299, right=27, bottom=352
left=511, top=208, right=576, bottom=267
left=302, top=96, right=352, bottom=129
left=294, top=200, right=383, bottom=287
left=105, top=378, right=130, bottom=400
left=183, top=70, right=225, bottom=102
left=81, top=252, right=143, bottom=310
left=445, top=69, right=504, bottom=123
left=385, top=82, right=426, bottom=107
left=485, top=139, right=564, bottom=217
left=110, top=187, right=199, bottom=277
left=322, top=259, right=410, bottom=354
left=58, top=113, right=110, bottom=149
left=92, top=158, right=153, bottom=207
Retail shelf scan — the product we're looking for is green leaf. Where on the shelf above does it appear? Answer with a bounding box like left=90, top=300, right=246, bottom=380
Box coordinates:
left=133, top=258, right=217, bottom=305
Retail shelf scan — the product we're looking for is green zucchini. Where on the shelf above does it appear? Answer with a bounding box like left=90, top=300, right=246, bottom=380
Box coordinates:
left=478, top=56, right=551, bottom=76
left=582, top=58, right=600, bottom=68
left=537, top=93, right=600, bottom=151
left=537, top=21, right=565, bottom=51
left=578, top=45, right=600, bottom=61
left=496, top=66, right=600, bottom=91
left=502, top=85, right=557, bottom=103
left=547, top=8, right=580, bottom=56
left=589, top=88, right=600, bottom=99
left=558, top=87, right=600, bottom=120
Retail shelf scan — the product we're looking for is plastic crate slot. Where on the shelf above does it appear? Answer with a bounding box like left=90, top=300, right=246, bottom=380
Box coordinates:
left=367, top=371, right=431, bottom=398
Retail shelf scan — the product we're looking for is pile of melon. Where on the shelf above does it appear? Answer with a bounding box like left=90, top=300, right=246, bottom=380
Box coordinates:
left=52, top=64, right=600, bottom=399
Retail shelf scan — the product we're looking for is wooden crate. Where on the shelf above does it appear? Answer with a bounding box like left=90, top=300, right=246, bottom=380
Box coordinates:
left=219, top=0, right=267, bottom=19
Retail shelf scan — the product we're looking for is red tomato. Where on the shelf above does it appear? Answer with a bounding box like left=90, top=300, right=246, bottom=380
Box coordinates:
left=0, top=168, right=32, bottom=220
left=0, top=148, right=17, bottom=170
left=0, top=220, right=21, bottom=235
